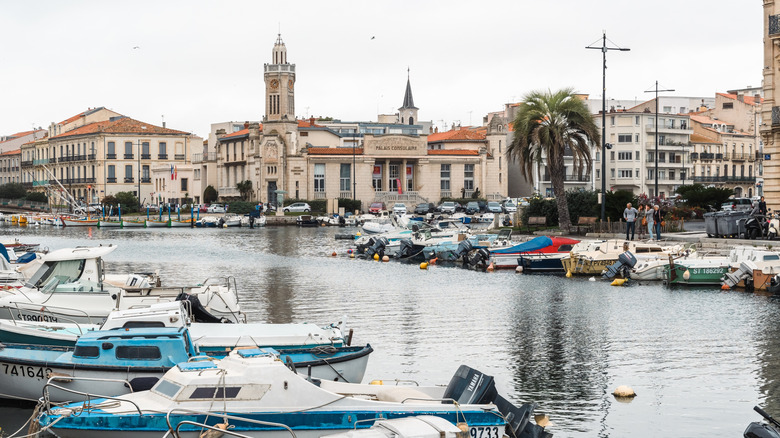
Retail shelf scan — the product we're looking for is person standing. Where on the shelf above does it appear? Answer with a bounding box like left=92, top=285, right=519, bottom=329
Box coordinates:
left=637, top=205, right=646, bottom=240
left=759, top=196, right=768, bottom=216
left=623, top=202, right=638, bottom=240
left=645, top=204, right=655, bottom=240
left=653, top=204, right=663, bottom=240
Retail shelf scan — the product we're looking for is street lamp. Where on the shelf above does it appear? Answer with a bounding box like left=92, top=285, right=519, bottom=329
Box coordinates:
left=586, top=32, right=629, bottom=221
left=352, top=138, right=356, bottom=201
left=645, top=81, right=675, bottom=198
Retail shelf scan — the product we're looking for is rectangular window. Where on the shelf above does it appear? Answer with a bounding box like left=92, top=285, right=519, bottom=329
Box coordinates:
left=723, top=102, right=734, bottom=109
left=663, top=106, right=672, bottom=113
left=181, top=178, right=188, bottom=191
left=142, top=142, right=150, bottom=159
left=610, top=151, right=615, bottom=161
left=635, top=134, right=640, bottom=143
left=618, top=169, right=633, bottom=178
left=107, top=141, right=116, bottom=159
left=313, top=164, right=325, bottom=192
left=440, top=164, right=451, bottom=190
left=669, top=170, right=675, bottom=180
left=159, top=142, right=167, bottom=159
left=125, top=164, right=133, bottom=182
left=108, top=165, right=116, bottom=182
left=636, top=150, right=640, bottom=161
left=142, top=165, right=150, bottom=181
left=116, top=346, right=161, bottom=360
left=610, top=169, right=615, bottom=178
left=339, top=163, right=351, bottom=192
left=618, top=134, right=632, bottom=143
left=464, top=164, right=474, bottom=190
left=658, top=152, right=666, bottom=163
left=618, top=151, right=632, bottom=160
left=595, top=169, right=600, bottom=179
left=124, top=141, right=133, bottom=159
left=372, top=165, right=382, bottom=191
left=389, top=164, right=399, bottom=191
left=635, top=116, right=640, bottom=126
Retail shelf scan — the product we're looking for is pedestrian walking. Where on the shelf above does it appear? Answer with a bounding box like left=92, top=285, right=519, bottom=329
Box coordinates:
left=623, top=202, right=638, bottom=240
left=759, top=196, right=768, bottom=216
left=637, top=205, right=647, bottom=240
left=645, top=204, right=655, bottom=240
left=653, top=204, right=663, bottom=240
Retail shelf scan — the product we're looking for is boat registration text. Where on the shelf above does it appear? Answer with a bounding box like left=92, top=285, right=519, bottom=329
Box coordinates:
left=689, top=268, right=725, bottom=275
left=2, top=363, right=53, bottom=379
left=469, top=426, right=501, bottom=438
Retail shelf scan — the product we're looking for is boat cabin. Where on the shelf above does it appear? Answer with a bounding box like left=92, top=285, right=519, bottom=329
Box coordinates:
left=68, top=327, right=197, bottom=368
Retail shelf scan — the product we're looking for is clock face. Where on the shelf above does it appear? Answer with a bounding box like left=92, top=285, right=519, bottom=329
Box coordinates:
left=270, top=79, right=279, bottom=89
left=288, top=79, right=294, bottom=91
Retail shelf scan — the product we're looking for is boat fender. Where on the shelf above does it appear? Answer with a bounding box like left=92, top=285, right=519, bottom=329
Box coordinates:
left=534, top=414, right=553, bottom=427
left=613, top=385, right=637, bottom=399
left=350, top=253, right=355, bottom=258
left=331, top=251, right=337, bottom=257
left=382, top=255, right=389, bottom=262
left=515, top=266, right=523, bottom=273
left=420, top=262, right=428, bottom=270
left=682, top=270, right=691, bottom=281
left=486, top=262, right=494, bottom=272
left=566, top=270, right=572, bottom=278
left=373, top=254, right=379, bottom=261
left=200, top=422, right=230, bottom=438
left=369, top=380, right=383, bottom=385
left=285, top=356, right=297, bottom=374
left=610, top=279, right=627, bottom=286
left=588, top=277, right=596, bottom=282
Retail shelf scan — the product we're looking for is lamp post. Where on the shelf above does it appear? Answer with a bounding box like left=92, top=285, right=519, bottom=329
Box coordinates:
left=137, top=139, right=142, bottom=208
left=352, top=138, right=356, bottom=201
left=645, top=81, right=675, bottom=198
left=586, top=32, right=629, bottom=221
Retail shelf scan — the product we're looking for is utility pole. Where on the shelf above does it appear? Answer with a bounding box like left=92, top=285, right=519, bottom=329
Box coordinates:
left=645, top=81, right=675, bottom=198
left=586, top=32, right=629, bottom=221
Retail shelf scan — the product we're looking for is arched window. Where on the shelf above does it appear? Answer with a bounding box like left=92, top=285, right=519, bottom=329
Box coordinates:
left=409, top=117, right=414, bottom=125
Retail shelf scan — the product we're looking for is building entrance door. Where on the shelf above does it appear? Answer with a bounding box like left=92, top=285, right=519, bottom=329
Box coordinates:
left=267, top=181, right=278, bottom=207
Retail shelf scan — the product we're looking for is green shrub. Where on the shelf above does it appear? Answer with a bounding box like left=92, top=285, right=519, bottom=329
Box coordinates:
left=520, top=195, right=558, bottom=226
left=25, top=191, right=48, bottom=203
left=203, top=186, right=218, bottom=203
left=284, top=198, right=327, bottom=213
left=337, top=198, right=362, bottom=213
left=0, top=183, right=27, bottom=199
left=225, top=201, right=256, bottom=214
left=114, top=192, right=140, bottom=213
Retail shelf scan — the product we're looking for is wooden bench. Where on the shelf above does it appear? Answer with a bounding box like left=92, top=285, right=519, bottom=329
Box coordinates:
left=576, top=216, right=597, bottom=235
left=527, top=216, right=546, bottom=232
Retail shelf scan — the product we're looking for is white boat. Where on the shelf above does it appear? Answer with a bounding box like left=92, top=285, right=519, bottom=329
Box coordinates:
left=224, top=215, right=242, bottom=227
left=97, top=219, right=123, bottom=227
left=240, top=215, right=267, bottom=227
left=0, top=245, right=244, bottom=324
left=37, top=351, right=547, bottom=438
left=169, top=218, right=196, bottom=227
left=61, top=217, right=99, bottom=227
left=145, top=219, right=168, bottom=228
left=122, top=219, right=146, bottom=228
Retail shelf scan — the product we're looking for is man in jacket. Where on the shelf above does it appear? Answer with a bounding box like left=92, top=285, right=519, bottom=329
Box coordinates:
left=623, top=203, right=638, bottom=240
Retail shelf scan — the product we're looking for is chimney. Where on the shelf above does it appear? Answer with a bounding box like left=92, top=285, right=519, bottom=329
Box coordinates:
left=244, top=121, right=249, bottom=129
left=309, top=117, right=315, bottom=126
left=162, top=121, right=166, bottom=128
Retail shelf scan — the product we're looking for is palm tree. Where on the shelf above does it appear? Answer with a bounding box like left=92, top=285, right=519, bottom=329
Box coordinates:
left=235, top=180, right=253, bottom=201
left=507, top=88, right=600, bottom=230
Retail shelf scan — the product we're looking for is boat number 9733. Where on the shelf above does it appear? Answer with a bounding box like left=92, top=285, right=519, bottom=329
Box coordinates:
left=2, top=363, right=53, bottom=379
left=469, top=426, right=500, bottom=438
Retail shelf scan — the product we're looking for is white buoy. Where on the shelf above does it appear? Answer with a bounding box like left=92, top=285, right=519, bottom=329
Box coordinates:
left=612, top=385, right=636, bottom=398
left=588, top=276, right=596, bottom=282
left=515, top=266, right=524, bottom=273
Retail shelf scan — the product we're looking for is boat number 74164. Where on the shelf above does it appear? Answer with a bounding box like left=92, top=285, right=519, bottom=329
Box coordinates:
left=469, top=426, right=500, bottom=438
left=2, top=363, right=53, bottom=379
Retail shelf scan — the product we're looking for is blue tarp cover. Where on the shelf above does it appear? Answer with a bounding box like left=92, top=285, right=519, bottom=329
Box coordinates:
left=491, top=236, right=553, bottom=254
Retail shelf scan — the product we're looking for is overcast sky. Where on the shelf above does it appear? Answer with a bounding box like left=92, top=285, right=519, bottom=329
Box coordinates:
left=0, top=1, right=764, bottom=138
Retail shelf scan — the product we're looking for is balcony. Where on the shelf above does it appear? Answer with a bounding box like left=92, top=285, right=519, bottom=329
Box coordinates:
left=700, top=153, right=715, bottom=160
left=174, top=154, right=185, bottom=160
left=32, top=159, right=48, bottom=166
left=158, top=154, right=168, bottom=160
left=107, top=177, right=117, bottom=183
left=88, top=154, right=95, bottom=160
left=124, top=177, right=134, bottom=183
left=731, top=153, right=747, bottom=161
left=192, top=152, right=217, bottom=164
left=313, top=191, right=326, bottom=199
left=141, top=177, right=151, bottom=183
left=218, top=187, right=240, bottom=197
left=542, top=174, right=591, bottom=183
left=645, top=123, right=693, bottom=135
left=141, top=154, right=151, bottom=160
left=32, top=180, right=48, bottom=187
left=339, top=191, right=353, bottom=198
left=21, top=160, right=33, bottom=167
left=107, top=153, right=117, bottom=159
left=690, top=153, right=699, bottom=161
left=716, top=153, right=724, bottom=160
left=757, top=151, right=765, bottom=161
left=692, top=176, right=756, bottom=184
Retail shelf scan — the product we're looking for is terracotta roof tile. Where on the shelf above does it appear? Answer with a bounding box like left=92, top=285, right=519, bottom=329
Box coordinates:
left=690, top=133, right=719, bottom=144
left=427, top=149, right=479, bottom=156
left=50, top=117, right=188, bottom=139
left=428, top=127, right=487, bottom=143
left=221, top=128, right=251, bottom=140
left=298, top=119, right=323, bottom=128
left=689, top=114, right=729, bottom=126
left=308, top=147, right=363, bottom=155
left=718, top=92, right=763, bottom=106
left=59, top=110, right=88, bottom=125
left=0, top=149, right=21, bottom=156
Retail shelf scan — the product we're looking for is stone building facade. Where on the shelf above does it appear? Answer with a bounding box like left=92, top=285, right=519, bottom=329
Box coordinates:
left=762, top=1, right=780, bottom=207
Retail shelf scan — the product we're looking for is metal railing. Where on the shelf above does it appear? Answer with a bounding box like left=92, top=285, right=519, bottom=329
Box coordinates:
left=313, top=191, right=326, bottom=199
left=692, top=176, right=756, bottom=183
left=163, top=409, right=297, bottom=438
left=158, top=154, right=168, bottom=159
left=174, top=154, right=185, bottom=160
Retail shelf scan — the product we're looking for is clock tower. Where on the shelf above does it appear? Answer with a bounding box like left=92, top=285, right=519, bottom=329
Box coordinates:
left=264, top=34, right=296, bottom=122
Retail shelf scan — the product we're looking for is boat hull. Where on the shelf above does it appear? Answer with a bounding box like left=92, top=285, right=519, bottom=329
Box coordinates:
left=122, top=220, right=146, bottom=228
left=97, top=220, right=122, bottom=228
left=62, top=219, right=98, bottom=227
left=517, top=254, right=566, bottom=273
left=561, top=254, right=615, bottom=275
left=169, top=220, right=194, bottom=227
left=145, top=220, right=168, bottom=228
left=666, top=265, right=730, bottom=285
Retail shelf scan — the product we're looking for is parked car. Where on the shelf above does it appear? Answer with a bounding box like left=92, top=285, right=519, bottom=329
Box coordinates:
left=414, top=202, right=435, bottom=215
left=721, top=198, right=753, bottom=212
left=283, top=202, right=311, bottom=213
left=454, top=202, right=464, bottom=212
left=86, top=203, right=102, bottom=213
left=502, top=201, right=517, bottom=213
left=439, top=201, right=457, bottom=214
left=477, top=200, right=488, bottom=213
left=465, top=201, right=480, bottom=215
left=369, top=202, right=386, bottom=214
left=392, top=203, right=407, bottom=214
left=207, top=204, right=227, bottom=213
left=486, top=201, right=503, bottom=213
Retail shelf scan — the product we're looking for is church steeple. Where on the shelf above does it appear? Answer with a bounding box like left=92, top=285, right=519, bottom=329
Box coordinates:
left=398, top=68, right=418, bottom=125
left=264, top=34, right=296, bottom=122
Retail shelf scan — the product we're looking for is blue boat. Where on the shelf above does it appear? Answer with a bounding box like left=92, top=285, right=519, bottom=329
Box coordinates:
left=0, top=326, right=372, bottom=403
left=38, top=354, right=549, bottom=438
left=490, top=236, right=579, bottom=269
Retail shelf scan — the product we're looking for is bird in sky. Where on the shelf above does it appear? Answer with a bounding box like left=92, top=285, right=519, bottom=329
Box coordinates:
left=370, top=36, right=375, bottom=40
left=133, top=46, right=140, bottom=49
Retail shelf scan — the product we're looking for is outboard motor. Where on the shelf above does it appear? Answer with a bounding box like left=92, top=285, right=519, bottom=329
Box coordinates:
left=770, top=274, right=780, bottom=294
left=602, top=251, right=638, bottom=280
left=355, top=237, right=375, bottom=255
left=454, top=239, right=474, bottom=260
left=467, top=248, right=490, bottom=268
left=443, top=365, right=547, bottom=438
left=365, top=237, right=389, bottom=259
left=502, top=215, right=512, bottom=227
left=722, top=261, right=758, bottom=290
left=338, top=215, right=346, bottom=227
left=398, top=239, right=415, bottom=259
left=745, top=406, right=780, bottom=438
left=175, top=292, right=229, bottom=323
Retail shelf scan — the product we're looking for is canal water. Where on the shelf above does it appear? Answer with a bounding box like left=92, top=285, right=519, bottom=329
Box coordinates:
left=0, top=224, right=778, bottom=437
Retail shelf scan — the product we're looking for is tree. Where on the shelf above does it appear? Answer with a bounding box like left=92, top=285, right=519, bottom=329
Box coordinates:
left=508, top=88, right=600, bottom=230
left=675, top=184, right=733, bottom=211
left=25, top=191, right=47, bottom=203
left=0, top=183, right=27, bottom=199
left=114, top=192, right=139, bottom=213
left=203, top=186, right=218, bottom=203
left=236, top=180, right=253, bottom=201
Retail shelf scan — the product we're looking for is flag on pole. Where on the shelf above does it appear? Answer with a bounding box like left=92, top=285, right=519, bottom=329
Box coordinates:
left=170, top=165, right=174, bottom=180
left=174, top=166, right=178, bottom=180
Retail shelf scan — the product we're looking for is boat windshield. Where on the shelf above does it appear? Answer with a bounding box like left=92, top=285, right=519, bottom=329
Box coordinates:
left=26, top=259, right=86, bottom=293
left=152, top=378, right=183, bottom=399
